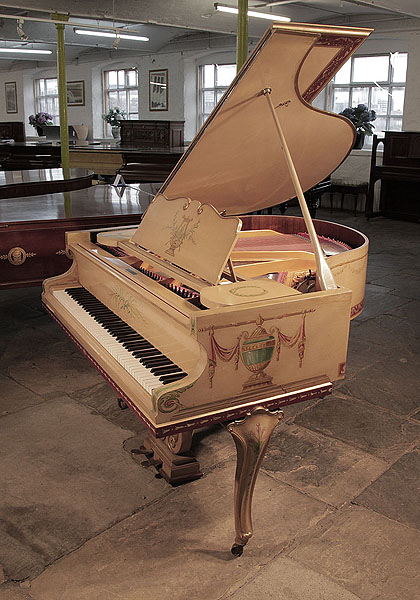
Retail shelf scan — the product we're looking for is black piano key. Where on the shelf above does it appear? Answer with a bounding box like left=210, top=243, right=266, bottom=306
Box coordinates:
left=64, top=287, right=186, bottom=384
left=151, top=365, right=183, bottom=375
left=91, top=311, right=116, bottom=319
left=159, top=372, right=187, bottom=384
left=102, top=322, right=130, bottom=331
left=124, top=342, right=154, bottom=350
left=119, top=334, right=146, bottom=343
left=130, top=350, right=160, bottom=366
left=132, top=349, right=163, bottom=357
left=109, top=326, right=138, bottom=334
left=142, top=358, right=173, bottom=367
left=123, top=336, right=151, bottom=345
left=106, top=323, right=136, bottom=332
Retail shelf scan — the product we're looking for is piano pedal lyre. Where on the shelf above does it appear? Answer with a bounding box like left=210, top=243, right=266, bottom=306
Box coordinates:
left=133, top=432, right=203, bottom=485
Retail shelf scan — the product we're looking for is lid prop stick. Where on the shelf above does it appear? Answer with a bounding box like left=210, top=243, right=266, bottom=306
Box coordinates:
left=263, top=87, right=337, bottom=291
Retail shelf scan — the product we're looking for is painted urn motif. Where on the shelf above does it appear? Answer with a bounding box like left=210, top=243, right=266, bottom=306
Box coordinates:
left=241, top=316, right=276, bottom=390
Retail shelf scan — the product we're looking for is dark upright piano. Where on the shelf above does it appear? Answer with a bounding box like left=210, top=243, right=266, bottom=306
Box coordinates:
left=117, top=120, right=185, bottom=183
left=366, top=131, right=420, bottom=222
left=0, top=121, right=25, bottom=142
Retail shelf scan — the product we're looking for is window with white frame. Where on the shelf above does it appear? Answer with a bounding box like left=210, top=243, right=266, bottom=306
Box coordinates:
left=199, top=63, right=236, bottom=127
left=34, top=78, right=60, bottom=124
left=330, top=52, right=407, bottom=145
left=104, top=68, right=138, bottom=134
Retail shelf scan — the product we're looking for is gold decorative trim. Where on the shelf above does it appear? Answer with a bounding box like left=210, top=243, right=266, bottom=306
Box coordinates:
left=110, top=286, right=144, bottom=320
left=165, top=210, right=200, bottom=257
left=1, top=247, right=36, bottom=265
left=198, top=309, right=315, bottom=333
left=229, top=285, right=268, bottom=298
left=55, top=249, right=67, bottom=255
left=153, top=383, right=194, bottom=414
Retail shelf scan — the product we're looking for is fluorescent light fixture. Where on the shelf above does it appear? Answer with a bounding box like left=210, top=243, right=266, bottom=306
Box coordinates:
left=215, top=3, right=291, bottom=21
left=0, top=48, right=52, bottom=54
left=74, top=29, right=149, bottom=42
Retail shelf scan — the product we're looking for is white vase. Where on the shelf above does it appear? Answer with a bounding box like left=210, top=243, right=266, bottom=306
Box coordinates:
left=73, top=125, right=89, bottom=143
left=111, top=126, right=120, bottom=139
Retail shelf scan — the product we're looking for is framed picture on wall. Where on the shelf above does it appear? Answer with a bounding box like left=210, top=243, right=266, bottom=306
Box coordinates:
left=149, top=69, right=168, bottom=111
left=5, top=82, right=18, bottom=114
left=67, top=81, right=85, bottom=106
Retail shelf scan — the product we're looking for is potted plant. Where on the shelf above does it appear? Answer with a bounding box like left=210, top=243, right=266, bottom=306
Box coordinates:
left=102, top=107, right=127, bottom=139
left=339, top=104, right=376, bottom=149
left=28, top=112, right=53, bottom=136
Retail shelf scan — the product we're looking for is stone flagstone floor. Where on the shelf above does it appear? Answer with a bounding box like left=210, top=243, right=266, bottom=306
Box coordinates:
left=0, top=207, right=419, bottom=600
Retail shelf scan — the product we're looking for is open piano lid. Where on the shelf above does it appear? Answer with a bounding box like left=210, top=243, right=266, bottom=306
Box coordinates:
left=130, top=22, right=371, bottom=286
left=160, top=22, right=372, bottom=215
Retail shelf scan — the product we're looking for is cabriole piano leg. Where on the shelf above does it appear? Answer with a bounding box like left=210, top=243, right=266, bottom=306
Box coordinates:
left=227, top=406, right=283, bottom=557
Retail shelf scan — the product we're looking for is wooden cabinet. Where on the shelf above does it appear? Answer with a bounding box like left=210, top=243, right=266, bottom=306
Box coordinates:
left=120, top=120, right=184, bottom=148
left=0, top=143, right=60, bottom=170
left=0, top=121, right=25, bottom=142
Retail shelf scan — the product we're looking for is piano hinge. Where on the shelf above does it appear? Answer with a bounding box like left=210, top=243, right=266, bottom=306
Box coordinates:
left=223, top=258, right=237, bottom=283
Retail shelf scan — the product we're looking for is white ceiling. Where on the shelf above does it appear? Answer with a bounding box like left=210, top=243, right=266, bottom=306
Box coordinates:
left=0, top=0, right=419, bottom=70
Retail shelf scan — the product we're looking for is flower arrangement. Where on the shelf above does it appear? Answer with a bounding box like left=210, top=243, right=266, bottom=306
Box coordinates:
left=339, top=104, right=376, bottom=135
left=28, top=112, right=53, bottom=129
left=102, top=107, right=127, bottom=127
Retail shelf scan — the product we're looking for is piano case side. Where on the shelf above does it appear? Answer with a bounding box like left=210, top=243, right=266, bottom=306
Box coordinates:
left=151, top=285, right=352, bottom=429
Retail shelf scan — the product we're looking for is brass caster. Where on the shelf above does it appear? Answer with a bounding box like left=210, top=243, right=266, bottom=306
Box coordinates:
left=231, top=543, right=244, bottom=557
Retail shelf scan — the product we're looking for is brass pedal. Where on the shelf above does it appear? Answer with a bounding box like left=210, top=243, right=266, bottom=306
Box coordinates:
left=131, top=445, right=153, bottom=458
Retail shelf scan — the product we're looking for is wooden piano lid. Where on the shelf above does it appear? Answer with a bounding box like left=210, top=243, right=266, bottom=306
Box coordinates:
left=161, top=22, right=372, bottom=216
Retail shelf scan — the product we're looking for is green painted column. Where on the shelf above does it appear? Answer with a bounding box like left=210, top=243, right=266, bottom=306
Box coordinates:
left=52, top=13, right=70, bottom=171
left=236, top=0, right=248, bottom=72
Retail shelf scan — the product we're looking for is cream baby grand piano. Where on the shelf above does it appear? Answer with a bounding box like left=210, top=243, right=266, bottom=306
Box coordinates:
left=43, top=22, right=371, bottom=555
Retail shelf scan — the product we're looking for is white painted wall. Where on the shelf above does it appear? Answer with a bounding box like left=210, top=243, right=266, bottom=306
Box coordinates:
left=403, top=32, right=420, bottom=130
left=0, top=52, right=186, bottom=140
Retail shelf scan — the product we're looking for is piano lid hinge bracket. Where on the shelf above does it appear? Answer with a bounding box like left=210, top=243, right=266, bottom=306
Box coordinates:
left=223, top=258, right=238, bottom=283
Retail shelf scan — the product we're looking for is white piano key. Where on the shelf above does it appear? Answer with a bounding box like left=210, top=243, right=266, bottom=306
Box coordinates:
left=53, top=290, right=164, bottom=393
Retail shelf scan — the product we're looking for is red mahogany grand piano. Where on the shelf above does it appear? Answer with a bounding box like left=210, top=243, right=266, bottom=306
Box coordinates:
left=42, top=21, right=371, bottom=555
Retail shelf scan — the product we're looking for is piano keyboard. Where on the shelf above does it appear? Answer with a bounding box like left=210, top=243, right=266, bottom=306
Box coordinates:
left=96, top=243, right=204, bottom=304
left=53, top=287, right=187, bottom=393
